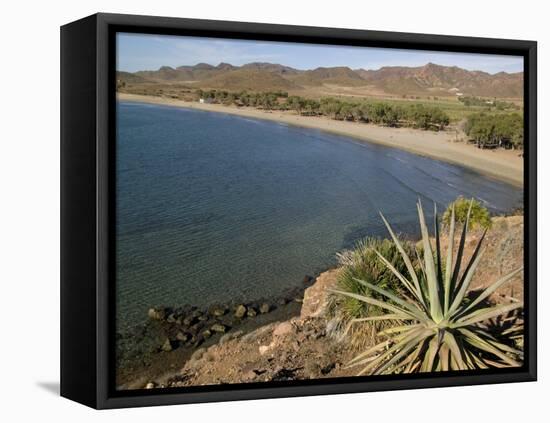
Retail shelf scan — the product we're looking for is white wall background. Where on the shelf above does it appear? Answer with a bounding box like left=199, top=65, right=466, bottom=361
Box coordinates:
left=1, top=0, right=546, bottom=420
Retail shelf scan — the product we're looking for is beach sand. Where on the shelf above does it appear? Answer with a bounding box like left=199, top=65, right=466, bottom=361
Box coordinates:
left=118, top=93, right=524, bottom=186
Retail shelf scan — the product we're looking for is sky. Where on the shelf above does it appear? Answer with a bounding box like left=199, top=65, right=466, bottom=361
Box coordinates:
left=117, top=33, right=523, bottom=74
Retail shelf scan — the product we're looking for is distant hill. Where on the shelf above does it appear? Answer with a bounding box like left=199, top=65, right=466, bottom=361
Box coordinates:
left=289, top=66, right=366, bottom=87
left=199, top=68, right=300, bottom=91
left=356, top=63, right=523, bottom=97
left=240, top=62, right=300, bottom=75
left=118, top=61, right=523, bottom=98
left=116, top=71, right=152, bottom=84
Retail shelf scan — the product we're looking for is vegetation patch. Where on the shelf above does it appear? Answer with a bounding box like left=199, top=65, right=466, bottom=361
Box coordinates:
left=328, top=237, right=416, bottom=347
left=464, top=112, right=523, bottom=149
left=332, top=201, right=523, bottom=375
left=443, top=196, right=492, bottom=230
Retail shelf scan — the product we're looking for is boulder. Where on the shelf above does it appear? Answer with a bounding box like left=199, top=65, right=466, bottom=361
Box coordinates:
left=166, top=313, right=177, bottom=323
left=145, top=382, right=156, bottom=389
left=188, top=322, right=205, bottom=335
left=147, top=307, right=166, bottom=321
left=246, top=307, right=257, bottom=317
left=277, top=297, right=290, bottom=306
left=202, top=329, right=212, bottom=339
left=234, top=304, right=247, bottom=318
left=182, top=315, right=197, bottom=326
left=209, top=306, right=227, bottom=317
left=259, top=303, right=270, bottom=314
left=210, top=323, right=227, bottom=333
left=243, top=370, right=258, bottom=381
left=176, top=332, right=189, bottom=342
left=300, top=269, right=339, bottom=319
left=161, top=339, right=173, bottom=352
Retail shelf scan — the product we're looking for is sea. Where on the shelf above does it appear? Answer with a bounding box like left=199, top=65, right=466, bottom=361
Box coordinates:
left=115, top=101, right=523, bottom=330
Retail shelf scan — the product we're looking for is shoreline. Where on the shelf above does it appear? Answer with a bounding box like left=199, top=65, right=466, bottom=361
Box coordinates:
left=117, top=93, right=524, bottom=187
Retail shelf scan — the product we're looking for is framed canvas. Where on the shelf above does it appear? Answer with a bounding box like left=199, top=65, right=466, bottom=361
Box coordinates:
left=60, top=13, right=537, bottom=409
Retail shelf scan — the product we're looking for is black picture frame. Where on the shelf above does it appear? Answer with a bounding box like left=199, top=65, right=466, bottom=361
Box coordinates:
left=61, top=12, right=537, bottom=409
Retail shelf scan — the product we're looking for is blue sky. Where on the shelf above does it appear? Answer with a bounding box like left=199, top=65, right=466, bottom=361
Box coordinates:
left=117, top=33, right=523, bottom=74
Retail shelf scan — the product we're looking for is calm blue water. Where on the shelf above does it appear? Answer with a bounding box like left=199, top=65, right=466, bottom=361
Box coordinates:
left=116, top=101, right=523, bottom=329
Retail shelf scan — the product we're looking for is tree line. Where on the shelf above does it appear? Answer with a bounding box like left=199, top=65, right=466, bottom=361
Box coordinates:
left=464, top=112, right=523, bottom=149
left=197, top=89, right=450, bottom=131
left=458, top=95, right=520, bottom=111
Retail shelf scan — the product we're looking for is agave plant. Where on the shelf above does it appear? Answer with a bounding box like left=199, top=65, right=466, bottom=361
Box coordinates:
left=332, top=200, right=524, bottom=375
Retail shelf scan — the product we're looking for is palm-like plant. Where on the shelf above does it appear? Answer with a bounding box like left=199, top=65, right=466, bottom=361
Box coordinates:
left=332, top=200, right=524, bottom=375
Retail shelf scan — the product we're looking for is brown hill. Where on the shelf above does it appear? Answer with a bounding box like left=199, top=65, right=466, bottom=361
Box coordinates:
left=289, top=66, right=366, bottom=87
left=356, top=63, right=523, bottom=97
left=198, top=68, right=300, bottom=91
left=240, top=62, right=300, bottom=76
left=135, top=66, right=184, bottom=81
left=116, top=71, right=152, bottom=84
left=122, top=62, right=523, bottom=98
left=135, top=63, right=238, bottom=82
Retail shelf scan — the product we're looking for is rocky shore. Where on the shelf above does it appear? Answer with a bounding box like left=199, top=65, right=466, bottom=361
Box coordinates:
left=116, top=279, right=318, bottom=388
left=117, top=215, right=524, bottom=390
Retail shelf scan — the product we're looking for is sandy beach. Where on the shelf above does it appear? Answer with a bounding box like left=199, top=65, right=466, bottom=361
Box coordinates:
left=118, top=93, right=524, bottom=186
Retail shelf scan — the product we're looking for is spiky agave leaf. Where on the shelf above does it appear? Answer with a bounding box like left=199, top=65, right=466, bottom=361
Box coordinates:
left=332, top=200, right=524, bottom=375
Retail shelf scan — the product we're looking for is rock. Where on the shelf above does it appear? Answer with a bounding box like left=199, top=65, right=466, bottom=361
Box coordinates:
left=259, top=345, right=271, bottom=355
left=243, top=370, right=258, bottom=381
left=188, top=323, right=204, bottom=336
left=166, top=313, right=177, bottom=323
left=198, top=315, right=209, bottom=321
left=300, top=269, right=339, bottom=319
left=234, top=304, right=247, bottom=318
left=209, top=306, right=227, bottom=317
left=148, top=307, right=166, bottom=321
left=211, top=323, right=227, bottom=333
left=183, top=315, right=197, bottom=326
left=176, top=332, right=189, bottom=342
left=161, top=339, right=173, bottom=352
left=202, top=329, right=212, bottom=339
left=277, top=297, right=290, bottom=306
left=273, top=322, right=294, bottom=337
left=247, top=307, right=257, bottom=317
left=259, top=303, right=270, bottom=314
left=145, top=382, right=156, bottom=389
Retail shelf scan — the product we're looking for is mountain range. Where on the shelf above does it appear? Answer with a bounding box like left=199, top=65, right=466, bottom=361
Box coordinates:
left=118, top=62, right=523, bottom=98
